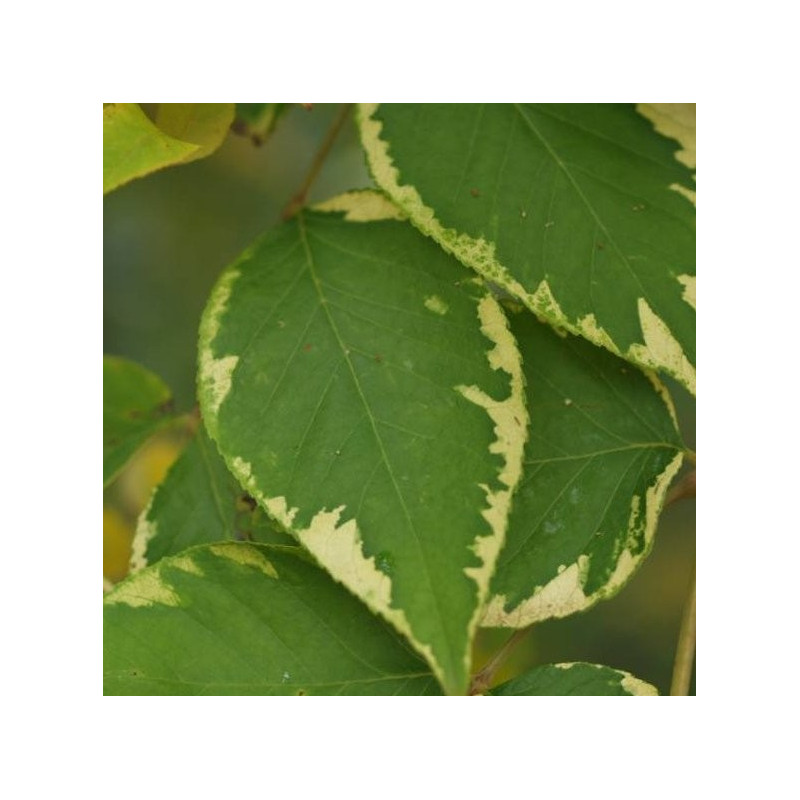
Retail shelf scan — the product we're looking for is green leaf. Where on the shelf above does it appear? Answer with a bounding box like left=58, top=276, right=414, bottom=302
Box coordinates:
left=357, top=103, right=696, bottom=395
left=130, top=425, right=296, bottom=572
left=232, top=103, right=290, bottom=145
left=103, top=104, right=199, bottom=194
left=103, top=355, right=179, bottom=486
left=153, top=103, right=235, bottom=163
left=483, top=311, right=683, bottom=628
left=488, top=662, right=658, bottom=695
left=103, top=103, right=234, bottom=193
left=197, top=190, right=527, bottom=695
left=104, top=543, right=442, bottom=695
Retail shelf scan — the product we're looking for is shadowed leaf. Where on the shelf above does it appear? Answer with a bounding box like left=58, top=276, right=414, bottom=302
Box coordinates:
left=103, top=355, right=179, bottom=486
left=104, top=543, right=442, bottom=695
left=483, top=311, right=683, bottom=628
left=489, top=662, right=657, bottom=695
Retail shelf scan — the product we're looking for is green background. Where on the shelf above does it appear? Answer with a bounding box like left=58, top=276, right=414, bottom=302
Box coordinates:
left=103, top=103, right=695, bottom=695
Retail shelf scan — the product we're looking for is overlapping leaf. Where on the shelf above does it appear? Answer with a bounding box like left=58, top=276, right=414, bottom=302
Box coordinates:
left=482, top=311, right=683, bottom=627
left=488, top=662, right=657, bottom=696
left=104, top=543, right=442, bottom=695
left=103, top=103, right=233, bottom=194
left=153, top=103, right=235, bottom=163
left=130, top=425, right=295, bottom=573
left=357, top=103, right=696, bottom=394
left=197, top=190, right=527, bottom=695
left=103, top=355, right=179, bottom=486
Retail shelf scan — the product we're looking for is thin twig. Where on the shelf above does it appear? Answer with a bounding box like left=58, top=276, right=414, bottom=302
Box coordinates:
left=469, top=627, right=533, bottom=695
left=670, top=564, right=696, bottom=695
left=281, top=104, right=354, bottom=221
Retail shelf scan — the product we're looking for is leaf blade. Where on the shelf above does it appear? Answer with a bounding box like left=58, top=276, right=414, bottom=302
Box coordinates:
left=483, top=311, right=683, bottom=627
left=103, top=104, right=199, bottom=194
left=103, top=103, right=234, bottom=193
left=130, top=424, right=295, bottom=572
left=104, top=543, right=441, bottom=695
left=103, top=355, right=179, bottom=486
left=357, top=103, right=696, bottom=394
left=488, top=662, right=658, bottom=696
left=153, top=103, right=235, bottom=163
left=197, top=191, right=527, bottom=694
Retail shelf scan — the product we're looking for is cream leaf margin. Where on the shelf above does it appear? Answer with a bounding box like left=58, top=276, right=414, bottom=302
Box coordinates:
left=196, top=191, right=528, bottom=693
left=482, top=451, right=682, bottom=627
left=356, top=104, right=696, bottom=396
left=106, top=544, right=277, bottom=609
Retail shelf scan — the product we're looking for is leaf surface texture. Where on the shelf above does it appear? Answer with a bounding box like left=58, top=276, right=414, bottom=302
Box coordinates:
left=197, top=192, right=527, bottom=694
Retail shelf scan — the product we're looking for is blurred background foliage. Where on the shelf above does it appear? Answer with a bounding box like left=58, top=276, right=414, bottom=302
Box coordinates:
left=103, top=104, right=695, bottom=695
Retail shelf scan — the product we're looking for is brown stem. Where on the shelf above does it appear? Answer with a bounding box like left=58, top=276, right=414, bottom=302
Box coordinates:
left=670, top=564, right=696, bottom=695
left=665, top=469, right=696, bottom=507
left=469, top=627, right=532, bottom=695
left=281, top=104, right=353, bottom=221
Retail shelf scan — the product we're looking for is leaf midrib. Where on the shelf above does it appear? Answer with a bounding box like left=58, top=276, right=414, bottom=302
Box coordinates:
left=295, top=213, right=459, bottom=683
left=512, top=103, right=652, bottom=307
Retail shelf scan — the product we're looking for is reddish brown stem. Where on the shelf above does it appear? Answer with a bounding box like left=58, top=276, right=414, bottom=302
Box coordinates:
left=281, top=104, right=353, bottom=221
left=666, top=469, right=696, bottom=507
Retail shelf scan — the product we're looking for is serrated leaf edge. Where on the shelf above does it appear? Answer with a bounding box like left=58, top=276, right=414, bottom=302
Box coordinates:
left=481, top=450, right=683, bottom=627
left=129, top=492, right=158, bottom=574
left=356, top=103, right=696, bottom=396
left=455, top=294, right=528, bottom=653
left=561, top=662, right=659, bottom=696
left=103, top=103, right=201, bottom=194
left=228, top=459, right=439, bottom=678
left=636, top=103, right=696, bottom=170
left=197, top=227, right=527, bottom=693
left=492, top=662, right=659, bottom=695
left=107, top=543, right=276, bottom=610
left=311, top=189, right=406, bottom=222
left=198, top=267, right=242, bottom=437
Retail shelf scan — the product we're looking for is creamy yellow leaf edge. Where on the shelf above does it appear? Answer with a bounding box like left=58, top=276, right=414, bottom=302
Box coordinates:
left=356, top=104, right=695, bottom=396
left=554, top=663, right=659, bottom=696
left=105, top=543, right=278, bottom=609
left=481, top=451, right=682, bottom=628
left=196, top=191, right=528, bottom=693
